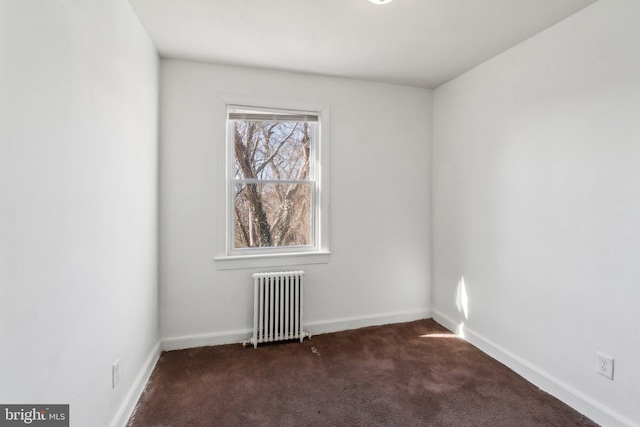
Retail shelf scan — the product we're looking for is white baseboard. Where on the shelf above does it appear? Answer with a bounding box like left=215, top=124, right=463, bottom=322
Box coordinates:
left=109, top=341, right=161, bottom=427
left=161, top=328, right=253, bottom=351
left=306, top=308, right=432, bottom=336
left=432, top=310, right=637, bottom=427
left=160, top=308, right=432, bottom=351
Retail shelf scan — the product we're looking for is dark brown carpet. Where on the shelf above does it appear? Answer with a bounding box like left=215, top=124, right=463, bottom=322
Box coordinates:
left=127, top=319, right=598, bottom=426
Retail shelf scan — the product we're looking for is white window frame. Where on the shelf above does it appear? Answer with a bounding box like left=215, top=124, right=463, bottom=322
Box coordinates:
left=214, top=94, right=330, bottom=270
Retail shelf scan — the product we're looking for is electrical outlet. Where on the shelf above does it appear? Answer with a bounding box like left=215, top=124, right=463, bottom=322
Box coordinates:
left=596, top=352, right=614, bottom=380
left=112, top=359, right=120, bottom=388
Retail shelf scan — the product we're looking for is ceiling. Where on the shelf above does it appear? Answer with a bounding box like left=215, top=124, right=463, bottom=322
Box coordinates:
left=129, top=0, right=597, bottom=89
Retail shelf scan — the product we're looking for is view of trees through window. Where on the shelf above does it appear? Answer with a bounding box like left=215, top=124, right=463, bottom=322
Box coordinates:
left=231, top=110, right=315, bottom=249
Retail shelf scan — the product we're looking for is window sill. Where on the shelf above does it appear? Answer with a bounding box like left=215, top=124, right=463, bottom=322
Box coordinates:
left=214, top=251, right=330, bottom=270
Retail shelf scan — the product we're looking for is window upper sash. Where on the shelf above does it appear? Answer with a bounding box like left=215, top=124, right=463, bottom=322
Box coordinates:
left=228, top=108, right=318, bottom=123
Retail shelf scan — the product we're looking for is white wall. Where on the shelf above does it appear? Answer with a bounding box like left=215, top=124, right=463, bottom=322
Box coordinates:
left=0, top=1, right=159, bottom=426
left=159, top=60, right=432, bottom=348
left=432, top=1, right=640, bottom=425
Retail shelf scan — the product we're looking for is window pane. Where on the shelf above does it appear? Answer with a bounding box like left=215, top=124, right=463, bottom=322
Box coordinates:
left=233, top=183, right=312, bottom=249
left=233, top=121, right=312, bottom=181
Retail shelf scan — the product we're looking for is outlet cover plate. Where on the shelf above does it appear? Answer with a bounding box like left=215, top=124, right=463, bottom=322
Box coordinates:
left=112, top=358, right=120, bottom=388
left=596, top=352, right=614, bottom=380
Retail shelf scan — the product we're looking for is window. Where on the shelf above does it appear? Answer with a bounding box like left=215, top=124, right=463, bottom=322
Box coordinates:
left=230, top=106, right=316, bottom=250
left=215, top=102, right=330, bottom=269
